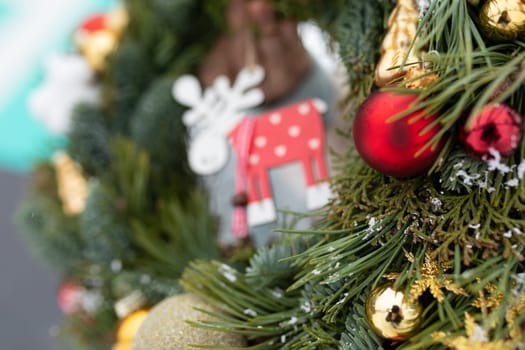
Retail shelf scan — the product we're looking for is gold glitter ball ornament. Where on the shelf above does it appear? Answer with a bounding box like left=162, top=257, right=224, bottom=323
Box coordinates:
left=131, top=293, right=246, bottom=350
left=479, top=0, right=525, bottom=41
left=366, top=284, right=423, bottom=341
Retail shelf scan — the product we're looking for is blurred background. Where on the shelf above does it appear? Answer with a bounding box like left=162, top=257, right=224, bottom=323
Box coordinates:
left=0, top=1, right=116, bottom=349
left=0, top=170, right=62, bottom=350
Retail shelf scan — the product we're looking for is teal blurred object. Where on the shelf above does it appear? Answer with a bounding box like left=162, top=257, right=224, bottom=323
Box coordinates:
left=0, top=0, right=118, bottom=173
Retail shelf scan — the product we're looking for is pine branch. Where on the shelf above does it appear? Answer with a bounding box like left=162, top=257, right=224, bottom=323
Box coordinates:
left=383, top=1, right=525, bottom=158
left=129, top=77, right=196, bottom=196
left=79, top=181, right=135, bottom=264
left=68, top=104, right=112, bottom=177
left=245, top=237, right=310, bottom=290
left=326, top=142, right=525, bottom=262
left=388, top=49, right=525, bottom=135
left=103, top=39, right=153, bottom=133
left=336, top=0, right=393, bottom=108
left=181, top=259, right=308, bottom=349
left=16, top=169, right=86, bottom=272
left=339, top=295, right=386, bottom=350
left=179, top=236, right=352, bottom=349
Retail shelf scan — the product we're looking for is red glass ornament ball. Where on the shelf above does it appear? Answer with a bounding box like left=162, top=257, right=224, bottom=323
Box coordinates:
left=353, top=91, right=442, bottom=178
left=459, top=103, right=522, bottom=157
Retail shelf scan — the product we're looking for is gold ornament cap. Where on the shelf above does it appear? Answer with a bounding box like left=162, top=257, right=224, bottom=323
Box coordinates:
left=479, top=0, right=525, bottom=41
left=366, top=284, right=422, bottom=340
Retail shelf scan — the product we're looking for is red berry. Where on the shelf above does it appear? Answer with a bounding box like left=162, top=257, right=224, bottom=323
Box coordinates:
left=353, top=91, right=443, bottom=178
left=460, top=104, right=522, bottom=157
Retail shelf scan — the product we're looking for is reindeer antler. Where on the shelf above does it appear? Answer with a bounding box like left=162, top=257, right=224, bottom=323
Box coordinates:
left=172, top=65, right=265, bottom=136
left=172, top=74, right=214, bottom=128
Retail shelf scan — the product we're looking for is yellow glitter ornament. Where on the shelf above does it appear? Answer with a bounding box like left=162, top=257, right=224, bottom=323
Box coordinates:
left=366, top=284, right=422, bottom=340
left=132, top=293, right=246, bottom=350
left=53, top=151, right=89, bottom=215
left=479, top=0, right=525, bottom=41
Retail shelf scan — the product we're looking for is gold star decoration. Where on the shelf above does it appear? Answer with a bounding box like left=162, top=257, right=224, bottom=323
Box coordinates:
left=472, top=280, right=525, bottom=339
left=407, top=251, right=467, bottom=303
left=472, top=283, right=503, bottom=310
left=432, top=313, right=522, bottom=350
left=506, top=293, right=525, bottom=339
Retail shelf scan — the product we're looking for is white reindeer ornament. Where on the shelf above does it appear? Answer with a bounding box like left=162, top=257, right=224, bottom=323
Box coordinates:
left=173, top=66, right=332, bottom=238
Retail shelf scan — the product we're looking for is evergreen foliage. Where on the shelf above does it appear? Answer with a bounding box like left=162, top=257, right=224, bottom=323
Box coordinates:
left=17, top=164, right=84, bottom=273
left=68, top=104, right=112, bottom=177
left=129, top=78, right=193, bottom=189
left=104, top=39, right=153, bottom=133
left=339, top=295, right=385, bottom=350
left=336, top=0, right=393, bottom=107
left=79, top=181, right=135, bottom=264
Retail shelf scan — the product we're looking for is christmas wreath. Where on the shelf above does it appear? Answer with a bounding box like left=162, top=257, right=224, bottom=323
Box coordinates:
left=19, top=0, right=525, bottom=349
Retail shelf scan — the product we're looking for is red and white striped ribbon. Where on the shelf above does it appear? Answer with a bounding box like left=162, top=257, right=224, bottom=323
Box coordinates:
left=231, top=117, right=255, bottom=238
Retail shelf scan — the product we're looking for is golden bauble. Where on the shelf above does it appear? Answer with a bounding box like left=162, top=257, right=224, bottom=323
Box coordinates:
left=479, top=0, right=525, bottom=41
left=365, top=284, right=422, bottom=341
left=132, top=293, right=246, bottom=350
